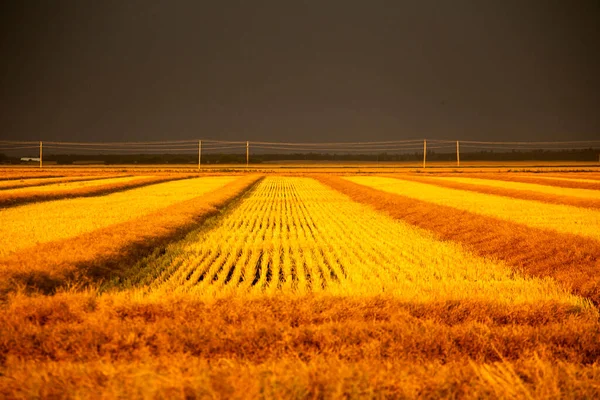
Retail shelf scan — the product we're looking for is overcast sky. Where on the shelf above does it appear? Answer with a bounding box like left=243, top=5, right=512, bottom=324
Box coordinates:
left=1, top=1, right=598, bottom=143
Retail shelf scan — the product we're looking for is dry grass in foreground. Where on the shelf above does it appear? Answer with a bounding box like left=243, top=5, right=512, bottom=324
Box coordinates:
left=0, top=293, right=598, bottom=399
left=317, top=176, right=600, bottom=305
left=0, top=175, right=261, bottom=296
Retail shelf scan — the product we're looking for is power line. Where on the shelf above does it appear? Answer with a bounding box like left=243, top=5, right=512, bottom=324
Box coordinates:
left=0, top=146, right=40, bottom=150
left=43, top=145, right=198, bottom=152
left=459, top=140, right=600, bottom=145
left=250, top=145, right=428, bottom=152
left=459, top=144, right=600, bottom=150
left=43, top=140, right=198, bottom=146
left=250, top=139, right=424, bottom=146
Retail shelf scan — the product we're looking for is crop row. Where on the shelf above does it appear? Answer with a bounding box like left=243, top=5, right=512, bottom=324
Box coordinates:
left=144, top=177, right=582, bottom=304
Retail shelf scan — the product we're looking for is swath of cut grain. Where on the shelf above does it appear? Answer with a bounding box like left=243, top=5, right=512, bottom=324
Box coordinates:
left=0, top=293, right=598, bottom=399
left=1, top=294, right=597, bottom=365
left=3, top=355, right=599, bottom=399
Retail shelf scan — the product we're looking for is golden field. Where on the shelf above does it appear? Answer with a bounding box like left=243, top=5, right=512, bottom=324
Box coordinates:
left=429, top=176, right=600, bottom=199
left=0, top=169, right=599, bottom=399
left=2, top=175, right=146, bottom=195
left=346, top=176, right=600, bottom=241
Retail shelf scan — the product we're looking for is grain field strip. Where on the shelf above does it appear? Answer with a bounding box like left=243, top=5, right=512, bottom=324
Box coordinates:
left=3, top=175, right=145, bottom=194
left=528, top=173, right=600, bottom=182
left=0, top=174, right=129, bottom=190
left=0, top=175, right=261, bottom=295
left=144, top=177, right=582, bottom=305
left=428, top=176, right=600, bottom=199
left=317, top=175, right=600, bottom=304
left=451, top=173, right=600, bottom=190
left=0, top=175, right=193, bottom=208
left=396, top=175, right=600, bottom=209
left=0, top=173, right=64, bottom=182
left=0, top=176, right=240, bottom=258
left=347, top=176, right=600, bottom=241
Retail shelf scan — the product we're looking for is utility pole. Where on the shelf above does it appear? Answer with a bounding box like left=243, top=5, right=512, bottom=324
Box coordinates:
left=198, top=140, right=202, bottom=169
left=423, top=139, right=427, bottom=168
left=246, top=141, right=249, bottom=167
left=456, top=140, right=460, bottom=167
left=39, top=141, right=43, bottom=169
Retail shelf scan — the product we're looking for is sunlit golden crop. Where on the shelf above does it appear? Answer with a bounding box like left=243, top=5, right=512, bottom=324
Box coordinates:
left=2, top=175, right=147, bottom=195
left=0, top=176, right=237, bottom=258
left=346, top=176, right=600, bottom=240
left=142, top=177, right=584, bottom=306
left=431, top=176, right=600, bottom=199
left=0, top=176, right=85, bottom=189
left=1, top=171, right=599, bottom=399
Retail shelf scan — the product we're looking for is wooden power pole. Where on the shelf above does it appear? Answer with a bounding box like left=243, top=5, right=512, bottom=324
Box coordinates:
left=456, top=140, right=460, bottom=167
left=246, top=141, right=249, bottom=167
left=198, top=140, right=202, bottom=169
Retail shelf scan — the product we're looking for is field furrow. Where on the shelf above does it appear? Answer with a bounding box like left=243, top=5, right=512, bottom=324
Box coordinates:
left=143, top=177, right=583, bottom=304
left=346, top=176, right=600, bottom=241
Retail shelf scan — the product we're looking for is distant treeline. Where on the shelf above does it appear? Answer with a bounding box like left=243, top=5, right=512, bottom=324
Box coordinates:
left=1, top=148, right=598, bottom=164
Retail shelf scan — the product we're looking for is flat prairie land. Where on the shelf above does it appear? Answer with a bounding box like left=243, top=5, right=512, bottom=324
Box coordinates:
left=0, top=169, right=599, bottom=399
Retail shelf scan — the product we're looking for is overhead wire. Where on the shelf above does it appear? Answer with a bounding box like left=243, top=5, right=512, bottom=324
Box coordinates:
left=0, top=146, right=41, bottom=150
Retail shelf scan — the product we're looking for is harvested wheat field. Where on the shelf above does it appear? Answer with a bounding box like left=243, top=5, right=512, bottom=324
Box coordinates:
left=1, top=171, right=600, bottom=399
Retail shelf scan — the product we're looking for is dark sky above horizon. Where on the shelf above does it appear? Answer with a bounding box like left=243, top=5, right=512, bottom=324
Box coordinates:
left=1, top=1, right=599, bottom=143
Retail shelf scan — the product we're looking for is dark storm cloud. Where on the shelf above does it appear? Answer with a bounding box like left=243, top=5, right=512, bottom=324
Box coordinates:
left=0, top=1, right=598, bottom=142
